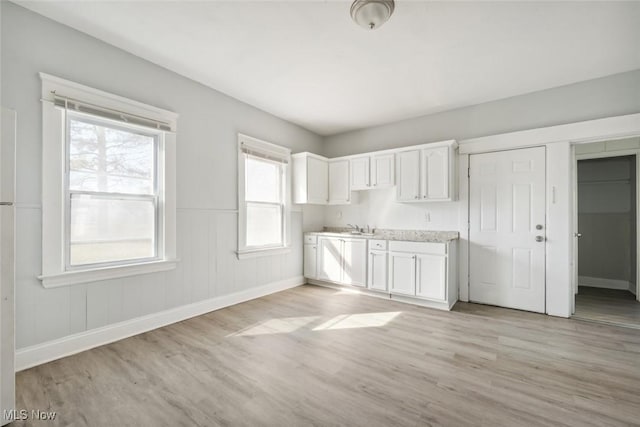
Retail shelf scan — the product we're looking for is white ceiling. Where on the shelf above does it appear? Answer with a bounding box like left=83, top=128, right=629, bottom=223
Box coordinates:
left=16, top=1, right=640, bottom=136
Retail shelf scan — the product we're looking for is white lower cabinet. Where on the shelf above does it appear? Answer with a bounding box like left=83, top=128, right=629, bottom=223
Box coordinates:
left=389, top=252, right=416, bottom=295
left=318, top=237, right=343, bottom=282
left=416, top=254, right=446, bottom=300
left=367, top=250, right=388, bottom=291
left=317, top=237, right=366, bottom=287
left=307, top=234, right=456, bottom=309
left=343, top=239, right=367, bottom=287
left=388, top=241, right=448, bottom=302
left=304, top=243, right=317, bottom=279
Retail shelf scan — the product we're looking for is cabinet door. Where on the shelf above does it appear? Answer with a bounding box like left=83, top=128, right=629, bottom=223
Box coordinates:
left=304, top=244, right=317, bottom=279
left=350, top=157, right=370, bottom=190
left=318, top=238, right=343, bottom=282
left=416, top=254, right=446, bottom=301
left=307, top=156, right=328, bottom=204
left=389, top=252, right=416, bottom=295
left=368, top=250, right=388, bottom=291
left=422, top=146, right=449, bottom=200
left=343, top=239, right=367, bottom=287
left=372, top=154, right=395, bottom=188
left=329, top=160, right=350, bottom=204
left=396, top=150, right=421, bottom=201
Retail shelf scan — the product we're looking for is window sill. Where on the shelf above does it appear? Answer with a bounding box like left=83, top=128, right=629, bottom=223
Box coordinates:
left=38, top=259, right=179, bottom=289
left=236, top=246, right=291, bottom=260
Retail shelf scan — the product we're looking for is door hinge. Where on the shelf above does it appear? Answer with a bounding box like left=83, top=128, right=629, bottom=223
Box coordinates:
left=467, top=167, right=470, bottom=178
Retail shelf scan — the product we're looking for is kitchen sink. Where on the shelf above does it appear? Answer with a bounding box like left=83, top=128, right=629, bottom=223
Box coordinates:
left=341, top=231, right=376, bottom=236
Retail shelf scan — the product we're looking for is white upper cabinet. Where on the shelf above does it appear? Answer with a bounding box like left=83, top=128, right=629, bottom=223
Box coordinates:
left=350, top=154, right=395, bottom=191
left=396, top=150, right=421, bottom=201
left=371, top=153, right=395, bottom=188
left=294, top=140, right=455, bottom=204
left=397, top=140, right=456, bottom=202
left=422, top=146, right=449, bottom=200
left=328, top=160, right=351, bottom=204
left=292, top=152, right=328, bottom=204
left=350, top=156, right=370, bottom=190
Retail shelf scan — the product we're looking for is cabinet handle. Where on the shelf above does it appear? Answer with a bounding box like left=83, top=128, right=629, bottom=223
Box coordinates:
left=414, top=195, right=419, bottom=199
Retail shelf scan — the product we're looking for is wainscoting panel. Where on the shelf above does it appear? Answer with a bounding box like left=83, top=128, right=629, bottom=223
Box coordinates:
left=15, top=207, right=304, bottom=356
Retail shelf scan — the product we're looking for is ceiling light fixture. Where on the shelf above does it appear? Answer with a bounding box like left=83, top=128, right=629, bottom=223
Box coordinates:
left=350, top=0, right=395, bottom=30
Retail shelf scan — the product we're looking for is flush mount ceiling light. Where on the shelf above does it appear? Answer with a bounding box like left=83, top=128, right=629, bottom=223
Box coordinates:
left=350, top=0, right=395, bottom=30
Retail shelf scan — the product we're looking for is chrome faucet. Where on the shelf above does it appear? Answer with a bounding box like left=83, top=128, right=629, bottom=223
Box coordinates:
left=347, top=223, right=360, bottom=232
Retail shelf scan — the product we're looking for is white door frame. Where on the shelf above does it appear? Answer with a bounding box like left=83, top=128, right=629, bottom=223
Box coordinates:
left=458, top=113, right=640, bottom=318
left=1, top=107, right=16, bottom=426
left=572, top=141, right=640, bottom=305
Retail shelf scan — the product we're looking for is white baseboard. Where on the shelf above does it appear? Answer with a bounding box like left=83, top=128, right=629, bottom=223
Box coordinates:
left=579, top=276, right=630, bottom=291
left=15, top=276, right=304, bottom=371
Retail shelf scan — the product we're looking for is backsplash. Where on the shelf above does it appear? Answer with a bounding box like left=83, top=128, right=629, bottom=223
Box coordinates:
left=323, top=187, right=461, bottom=231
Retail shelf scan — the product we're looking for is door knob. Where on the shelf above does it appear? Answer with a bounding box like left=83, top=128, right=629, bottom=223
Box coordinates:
left=575, top=233, right=582, bottom=238
left=535, top=236, right=545, bottom=242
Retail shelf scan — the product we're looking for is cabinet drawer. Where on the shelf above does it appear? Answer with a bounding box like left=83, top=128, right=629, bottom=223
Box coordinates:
left=304, top=235, right=317, bottom=245
left=369, top=240, right=387, bottom=250
left=388, top=241, right=446, bottom=255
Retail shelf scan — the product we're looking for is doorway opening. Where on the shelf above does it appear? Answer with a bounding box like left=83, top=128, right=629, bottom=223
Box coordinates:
left=573, top=140, right=640, bottom=329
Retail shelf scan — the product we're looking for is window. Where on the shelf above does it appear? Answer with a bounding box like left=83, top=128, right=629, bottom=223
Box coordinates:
left=67, top=114, right=159, bottom=267
left=39, top=73, right=178, bottom=288
left=237, top=134, right=291, bottom=258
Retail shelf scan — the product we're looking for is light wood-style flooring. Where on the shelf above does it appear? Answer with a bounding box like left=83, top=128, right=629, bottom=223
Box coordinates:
left=15, top=285, right=640, bottom=426
left=574, top=286, right=640, bottom=329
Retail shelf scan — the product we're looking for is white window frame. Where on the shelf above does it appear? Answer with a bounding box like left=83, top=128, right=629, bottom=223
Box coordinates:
left=39, top=73, right=178, bottom=288
left=237, top=134, right=291, bottom=259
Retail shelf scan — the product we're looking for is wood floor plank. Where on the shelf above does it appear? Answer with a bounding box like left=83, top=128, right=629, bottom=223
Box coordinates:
left=14, top=285, right=640, bottom=426
left=574, top=286, right=640, bottom=329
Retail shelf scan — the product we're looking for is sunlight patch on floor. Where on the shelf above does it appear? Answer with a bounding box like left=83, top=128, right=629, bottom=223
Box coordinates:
left=312, top=312, right=401, bottom=331
left=227, top=316, right=319, bottom=337
left=227, top=311, right=402, bottom=336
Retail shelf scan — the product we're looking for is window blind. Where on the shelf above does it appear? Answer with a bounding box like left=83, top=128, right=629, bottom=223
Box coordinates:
left=240, top=141, right=290, bottom=164
left=53, top=95, right=173, bottom=132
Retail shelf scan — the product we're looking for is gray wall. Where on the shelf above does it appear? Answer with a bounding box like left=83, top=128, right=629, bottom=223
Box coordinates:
left=1, top=2, right=323, bottom=349
left=578, top=156, right=635, bottom=284
left=323, top=70, right=640, bottom=157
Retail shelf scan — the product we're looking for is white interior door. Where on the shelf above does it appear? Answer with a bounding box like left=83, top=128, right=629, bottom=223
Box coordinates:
left=1, top=108, right=16, bottom=426
left=469, top=147, right=546, bottom=313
